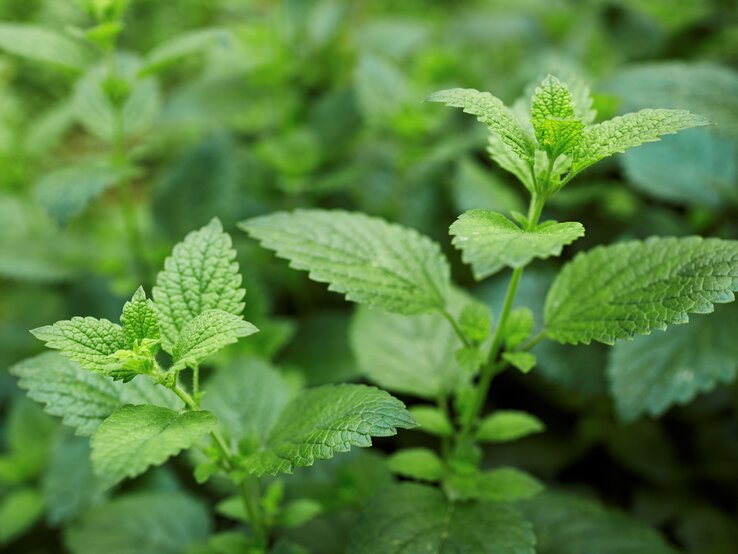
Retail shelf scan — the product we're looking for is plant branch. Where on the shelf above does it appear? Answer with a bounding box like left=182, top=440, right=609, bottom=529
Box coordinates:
left=440, top=308, right=472, bottom=349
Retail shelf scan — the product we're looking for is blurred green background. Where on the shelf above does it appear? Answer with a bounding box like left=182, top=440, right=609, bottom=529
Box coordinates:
left=1, top=0, right=737, bottom=553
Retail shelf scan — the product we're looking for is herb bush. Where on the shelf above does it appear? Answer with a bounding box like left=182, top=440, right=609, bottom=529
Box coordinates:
left=1, top=1, right=738, bottom=553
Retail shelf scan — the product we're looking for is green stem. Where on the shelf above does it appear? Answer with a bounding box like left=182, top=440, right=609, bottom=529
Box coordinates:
left=518, top=330, right=546, bottom=352
left=441, top=308, right=472, bottom=349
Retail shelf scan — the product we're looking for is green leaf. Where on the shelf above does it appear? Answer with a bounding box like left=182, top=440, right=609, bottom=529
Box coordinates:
left=141, top=28, right=231, bottom=74
left=571, top=109, right=710, bottom=177
left=350, top=294, right=467, bottom=400
left=458, top=300, right=492, bottom=344
left=241, top=209, right=450, bottom=314
left=531, top=75, right=584, bottom=156
left=279, top=499, right=323, bottom=529
left=476, top=410, right=545, bottom=443
left=503, top=307, right=534, bottom=349
left=452, top=158, right=525, bottom=216
left=608, top=303, right=738, bottom=421
left=153, top=218, right=245, bottom=352
left=387, top=448, right=445, bottom=482
left=65, top=492, right=211, bottom=554
left=91, top=404, right=217, bottom=488
left=446, top=467, right=543, bottom=502
left=34, top=162, right=135, bottom=226
left=487, top=133, right=536, bottom=192
left=427, top=88, right=535, bottom=162
left=502, top=352, right=537, bottom=373
left=171, top=310, right=258, bottom=371
left=30, top=316, right=133, bottom=381
left=10, top=353, right=178, bottom=436
left=349, top=483, right=536, bottom=554
left=521, top=491, right=679, bottom=554
left=545, top=237, right=738, bottom=345
left=121, top=287, right=160, bottom=346
left=0, top=488, right=43, bottom=545
left=0, top=24, right=92, bottom=70
left=450, top=210, right=584, bottom=279
left=408, top=405, right=454, bottom=437
left=241, top=384, right=416, bottom=476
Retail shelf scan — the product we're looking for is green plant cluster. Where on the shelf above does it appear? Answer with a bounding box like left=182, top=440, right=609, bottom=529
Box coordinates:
left=1, top=1, right=738, bottom=554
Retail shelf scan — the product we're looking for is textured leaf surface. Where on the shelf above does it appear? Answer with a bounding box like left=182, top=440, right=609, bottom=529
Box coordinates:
left=608, top=303, right=738, bottom=421
left=349, top=483, right=536, bottom=554
left=451, top=210, right=584, bottom=279
left=545, top=237, right=738, bottom=345
left=65, top=492, right=210, bottom=554
left=242, top=385, right=416, bottom=476
left=153, top=218, right=245, bottom=352
left=571, top=109, right=710, bottom=176
left=171, top=310, right=257, bottom=370
left=10, top=353, right=178, bottom=436
left=0, top=24, right=91, bottom=70
left=31, top=317, right=131, bottom=379
left=531, top=75, right=583, bottom=155
left=121, top=287, right=160, bottom=345
left=447, top=468, right=543, bottom=502
left=427, top=88, right=535, bottom=161
left=241, top=210, right=450, bottom=314
left=91, top=405, right=217, bottom=487
left=351, top=294, right=467, bottom=400
left=521, top=491, right=678, bottom=554
left=477, top=410, right=545, bottom=443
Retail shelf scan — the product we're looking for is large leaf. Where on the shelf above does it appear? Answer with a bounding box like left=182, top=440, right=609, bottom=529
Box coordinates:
left=241, top=384, right=416, bottom=476
left=608, top=303, right=738, bottom=421
left=240, top=210, right=450, bottom=314
left=544, top=237, right=738, bottom=345
left=349, top=483, right=535, bottom=554
left=0, top=24, right=92, bottom=70
left=521, top=491, right=678, bottom=554
left=65, top=492, right=210, bottom=554
left=153, top=218, right=245, bottom=352
left=450, top=210, right=584, bottom=279
left=91, top=404, right=217, bottom=488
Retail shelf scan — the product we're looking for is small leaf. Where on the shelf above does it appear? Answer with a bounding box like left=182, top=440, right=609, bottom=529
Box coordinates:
left=120, top=287, right=160, bottom=346
left=446, top=467, right=543, bottom=502
left=241, top=210, right=450, bottom=315
left=0, top=24, right=92, bottom=70
left=503, top=307, right=534, bottom=349
left=502, top=351, right=537, bottom=373
left=279, top=499, right=323, bottom=529
left=450, top=210, right=584, bottom=279
left=531, top=75, right=584, bottom=156
left=545, top=236, right=738, bottom=345
left=458, top=301, right=492, bottom=344
left=153, top=218, right=245, bottom=352
left=171, top=310, right=258, bottom=371
left=349, top=483, right=536, bottom=554
left=408, top=406, right=454, bottom=437
left=91, top=404, right=217, bottom=488
left=241, top=384, right=416, bottom=476
left=387, top=448, right=445, bottom=482
left=476, top=410, right=545, bottom=443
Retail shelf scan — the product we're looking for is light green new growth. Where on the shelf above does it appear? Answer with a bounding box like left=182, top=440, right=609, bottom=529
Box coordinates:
left=241, top=210, right=450, bottom=315
left=121, top=287, right=160, bottom=346
left=171, top=309, right=258, bottom=371
left=476, top=410, right=545, bottom=443
left=91, top=404, right=217, bottom=488
left=153, top=218, right=245, bottom=352
left=450, top=210, right=584, bottom=279
left=545, top=236, right=738, bottom=345
left=387, top=448, right=445, bottom=482
left=531, top=75, right=584, bottom=158
left=241, top=384, right=417, bottom=476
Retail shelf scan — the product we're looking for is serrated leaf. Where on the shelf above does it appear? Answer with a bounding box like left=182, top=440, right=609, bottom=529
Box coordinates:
left=571, top=109, right=710, bottom=177
left=531, top=75, right=584, bottom=156
left=241, top=385, right=416, bottom=476
left=387, top=448, right=445, bottom=482
left=0, top=24, right=92, bottom=70
left=446, top=467, right=543, bottom=502
left=31, top=316, right=133, bottom=381
left=349, top=483, right=536, bottom=554
left=545, top=237, right=738, bottom=345
left=521, top=491, right=679, bottom=554
left=140, top=28, right=231, bottom=75
left=91, top=405, right=217, bottom=488
left=502, top=352, right=537, bottom=373
left=10, top=353, right=178, bottom=436
left=241, top=209, right=450, bottom=314
left=427, top=88, right=535, bottom=162
left=408, top=406, right=454, bottom=437
left=65, top=492, right=210, bottom=554
left=487, top=134, right=536, bottom=192
left=121, top=287, right=160, bottom=346
left=450, top=210, right=584, bottom=279
left=476, top=410, right=545, bottom=443
left=171, top=310, right=257, bottom=371
left=153, top=218, right=245, bottom=352
left=34, top=162, right=134, bottom=226
left=350, top=292, right=468, bottom=400
left=608, top=303, right=738, bottom=422
left=532, top=75, right=577, bottom=121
